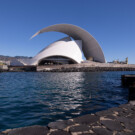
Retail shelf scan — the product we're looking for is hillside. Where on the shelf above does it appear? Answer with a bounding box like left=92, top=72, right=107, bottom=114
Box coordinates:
left=0, top=55, right=32, bottom=61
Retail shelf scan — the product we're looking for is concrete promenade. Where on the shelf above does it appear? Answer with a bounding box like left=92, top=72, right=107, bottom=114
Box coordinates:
left=1, top=62, right=135, bottom=72
left=37, top=62, right=135, bottom=72
left=1, top=102, right=135, bottom=135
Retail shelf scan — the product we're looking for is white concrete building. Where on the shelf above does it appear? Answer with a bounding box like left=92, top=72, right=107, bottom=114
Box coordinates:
left=30, top=37, right=83, bottom=65
left=20, top=24, right=105, bottom=66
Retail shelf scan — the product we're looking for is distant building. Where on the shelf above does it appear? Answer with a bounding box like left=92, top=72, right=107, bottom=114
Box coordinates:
left=0, top=60, right=10, bottom=65
left=109, top=57, right=128, bottom=64
left=125, top=57, right=128, bottom=64
left=0, top=64, right=8, bottom=70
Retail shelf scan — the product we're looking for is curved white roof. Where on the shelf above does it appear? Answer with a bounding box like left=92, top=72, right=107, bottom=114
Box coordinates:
left=29, top=37, right=83, bottom=65
left=31, top=24, right=105, bottom=63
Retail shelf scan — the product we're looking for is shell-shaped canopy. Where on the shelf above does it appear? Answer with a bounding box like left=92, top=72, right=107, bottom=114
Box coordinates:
left=31, top=37, right=83, bottom=65
left=31, top=24, right=105, bottom=63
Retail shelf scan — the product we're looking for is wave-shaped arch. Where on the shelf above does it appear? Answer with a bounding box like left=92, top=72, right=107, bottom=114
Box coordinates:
left=31, top=24, right=105, bottom=63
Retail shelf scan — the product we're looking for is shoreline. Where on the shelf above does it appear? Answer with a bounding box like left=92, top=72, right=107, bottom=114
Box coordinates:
left=1, top=102, right=135, bottom=135
left=1, top=62, right=135, bottom=72
left=37, top=62, right=135, bottom=72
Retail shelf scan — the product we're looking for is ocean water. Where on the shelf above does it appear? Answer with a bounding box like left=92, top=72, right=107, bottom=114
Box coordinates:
left=0, top=71, right=134, bottom=131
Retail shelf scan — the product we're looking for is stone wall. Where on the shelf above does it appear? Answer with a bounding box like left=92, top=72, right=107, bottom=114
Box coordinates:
left=37, top=62, right=135, bottom=72
left=1, top=103, right=135, bottom=135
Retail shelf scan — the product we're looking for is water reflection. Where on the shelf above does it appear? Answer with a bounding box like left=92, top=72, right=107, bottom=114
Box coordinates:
left=36, top=72, right=85, bottom=111
left=0, top=71, right=134, bottom=130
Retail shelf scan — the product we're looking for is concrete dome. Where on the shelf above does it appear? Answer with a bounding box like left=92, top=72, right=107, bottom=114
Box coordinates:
left=30, top=37, right=83, bottom=65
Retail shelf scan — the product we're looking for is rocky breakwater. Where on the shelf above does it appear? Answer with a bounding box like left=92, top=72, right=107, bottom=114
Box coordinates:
left=37, top=62, right=135, bottom=72
left=1, top=103, right=135, bottom=135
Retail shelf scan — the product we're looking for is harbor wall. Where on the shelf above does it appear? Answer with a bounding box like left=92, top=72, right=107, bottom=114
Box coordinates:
left=37, top=62, right=135, bottom=72
left=1, top=62, right=135, bottom=72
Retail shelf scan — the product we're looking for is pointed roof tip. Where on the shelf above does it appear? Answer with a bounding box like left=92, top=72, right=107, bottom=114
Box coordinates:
left=30, top=31, right=40, bottom=40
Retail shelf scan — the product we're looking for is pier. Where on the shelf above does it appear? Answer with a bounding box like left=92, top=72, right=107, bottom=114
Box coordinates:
left=121, top=74, right=135, bottom=102
left=121, top=75, right=135, bottom=87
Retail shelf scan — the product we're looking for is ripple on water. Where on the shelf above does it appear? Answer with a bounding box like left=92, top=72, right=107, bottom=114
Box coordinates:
left=0, top=71, right=134, bottom=130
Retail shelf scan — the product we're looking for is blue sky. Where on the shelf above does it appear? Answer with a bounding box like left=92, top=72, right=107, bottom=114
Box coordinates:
left=0, top=0, right=135, bottom=63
